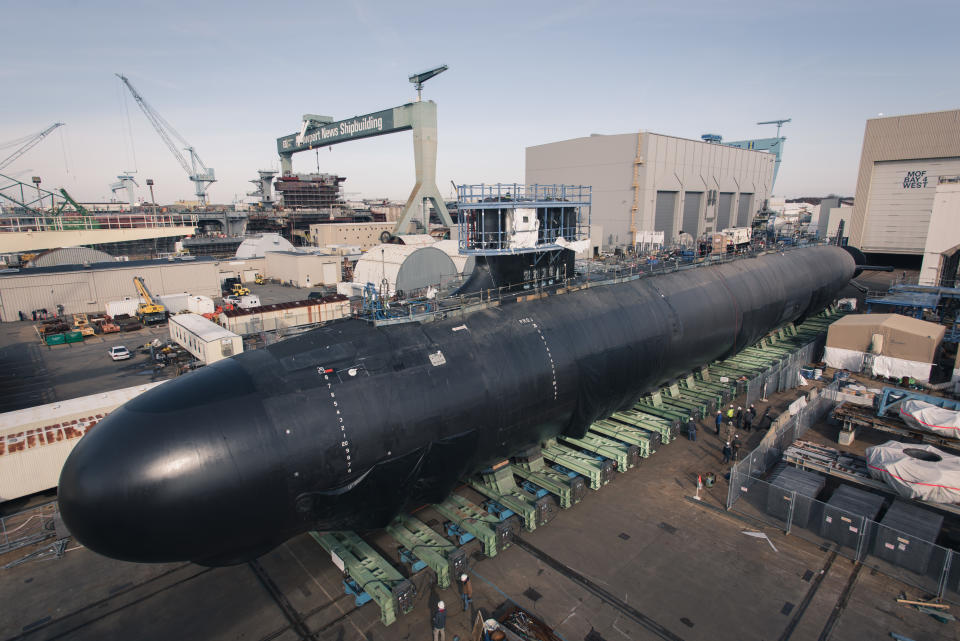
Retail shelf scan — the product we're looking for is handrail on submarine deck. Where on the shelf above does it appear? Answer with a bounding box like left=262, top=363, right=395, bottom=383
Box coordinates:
left=360, top=240, right=833, bottom=327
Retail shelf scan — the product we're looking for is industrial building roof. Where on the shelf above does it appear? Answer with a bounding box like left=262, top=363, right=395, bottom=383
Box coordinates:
left=0, top=256, right=215, bottom=277
left=28, top=247, right=115, bottom=268
left=170, top=313, right=240, bottom=341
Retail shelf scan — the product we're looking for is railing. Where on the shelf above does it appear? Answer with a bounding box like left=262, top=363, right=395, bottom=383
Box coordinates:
left=0, top=212, right=199, bottom=232
left=359, top=240, right=831, bottom=326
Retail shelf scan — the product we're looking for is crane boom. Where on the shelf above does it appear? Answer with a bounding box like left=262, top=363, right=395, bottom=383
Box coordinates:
left=115, top=73, right=215, bottom=204
left=0, top=123, right=64, bottom=171
left=133, top=276, right=159, bottom=307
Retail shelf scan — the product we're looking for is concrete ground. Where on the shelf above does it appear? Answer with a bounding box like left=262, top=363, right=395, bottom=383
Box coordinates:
left=1, top=384, right=957, bottom=641
left=2, top=271, right=956, bottom=640
left=0, top=282, right=317, bottom=411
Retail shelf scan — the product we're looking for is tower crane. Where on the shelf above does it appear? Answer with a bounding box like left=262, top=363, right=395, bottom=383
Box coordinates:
left=115, top=73, right=215, bottom=204
left=0, top=123, right=64, bottom=171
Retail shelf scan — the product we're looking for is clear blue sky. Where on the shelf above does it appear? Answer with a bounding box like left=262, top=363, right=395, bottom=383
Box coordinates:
left=2, top=0, right=957, bottom=205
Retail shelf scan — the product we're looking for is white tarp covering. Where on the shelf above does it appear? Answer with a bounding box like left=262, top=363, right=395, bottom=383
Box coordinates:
left=872, top=355, right=934, bottom=382
left=899, top=400, right=960, bottom=439
left=866, top=441, right=960, bottom=504
left=824, top=346, right=865, bottom=372
left=555, top=237, right=590, bottom=253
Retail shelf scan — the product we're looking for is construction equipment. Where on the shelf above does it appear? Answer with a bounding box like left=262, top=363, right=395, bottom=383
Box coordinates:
left=254, top=273, right=264, bottom=285
left=115, top=74, right=215, bottom=204
left=72, top=314, right=95, bottom=337
left=0, top=123, right=64, bottom=172
left=132, top=277, right=167, bottom=325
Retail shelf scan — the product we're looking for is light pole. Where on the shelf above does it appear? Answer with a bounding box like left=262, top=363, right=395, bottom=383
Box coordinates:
left=31, top=176, right=42, bottom=212
left=146, top=179, right=158, bottom=217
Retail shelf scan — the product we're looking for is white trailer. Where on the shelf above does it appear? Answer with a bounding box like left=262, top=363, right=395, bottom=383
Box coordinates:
left=0, top=382, right=166, bottom=501
left=169, top=313, right=243, bottom=364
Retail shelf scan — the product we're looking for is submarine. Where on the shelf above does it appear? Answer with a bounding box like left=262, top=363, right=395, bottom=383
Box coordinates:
left=58, top=243, right=855, bottom=566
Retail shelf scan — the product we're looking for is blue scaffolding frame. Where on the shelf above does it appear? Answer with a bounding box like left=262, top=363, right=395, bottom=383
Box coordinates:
left=456, top=183, right=591, bottom=256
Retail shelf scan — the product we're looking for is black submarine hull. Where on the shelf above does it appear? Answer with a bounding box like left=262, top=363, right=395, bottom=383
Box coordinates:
left=58, top=246, right=855, bottom=565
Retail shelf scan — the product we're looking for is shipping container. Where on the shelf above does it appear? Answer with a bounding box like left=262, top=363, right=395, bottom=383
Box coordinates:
left=186, top=295, right=215, bottom=315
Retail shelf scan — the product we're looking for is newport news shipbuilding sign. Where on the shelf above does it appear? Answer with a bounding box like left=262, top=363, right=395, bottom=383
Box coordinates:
left=277, top=108, right=407, bottom=154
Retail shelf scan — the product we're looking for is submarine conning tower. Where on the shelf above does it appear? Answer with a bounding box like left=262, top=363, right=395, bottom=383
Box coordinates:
left=455, top=183, right=591, bottom=293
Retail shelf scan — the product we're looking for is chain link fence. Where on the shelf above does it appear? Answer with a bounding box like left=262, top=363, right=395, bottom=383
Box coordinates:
left=727, top=379, right=960, bottom=602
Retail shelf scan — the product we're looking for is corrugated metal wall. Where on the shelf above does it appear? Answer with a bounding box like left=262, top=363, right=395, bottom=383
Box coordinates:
left=681, top=192, right=702, bottom=235
left=850, top=110, right=960, bottom=249
left=0, top=262, right=220, bottom=322
left=861, top=157, right=960, bottom=253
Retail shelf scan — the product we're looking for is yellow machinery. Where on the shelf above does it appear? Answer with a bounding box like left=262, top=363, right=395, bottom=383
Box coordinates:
left=254, top=273, right=264, bottom=285
left=72, top=313, right=96, bottom=337
left=133, top=277, right=167, bottom=325
left=230, top=282, right=251, bottom=296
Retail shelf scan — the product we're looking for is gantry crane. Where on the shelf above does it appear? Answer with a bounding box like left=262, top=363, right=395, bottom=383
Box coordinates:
left=0, top=123, right=64, bottom=172
left=115, top=73, right=215, bottom=204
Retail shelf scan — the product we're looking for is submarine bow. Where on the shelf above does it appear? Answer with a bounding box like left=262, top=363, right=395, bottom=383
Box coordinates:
left=58, top=245, right=855, bottom=565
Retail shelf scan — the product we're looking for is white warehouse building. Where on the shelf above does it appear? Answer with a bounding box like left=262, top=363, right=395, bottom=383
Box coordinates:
left=526, top=132, right=775, bottom=247
left=848, top=109, right=960, bottom=286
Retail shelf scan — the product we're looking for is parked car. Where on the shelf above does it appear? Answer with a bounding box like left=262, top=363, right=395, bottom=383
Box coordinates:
left=108, top=346, right=132, bottom=361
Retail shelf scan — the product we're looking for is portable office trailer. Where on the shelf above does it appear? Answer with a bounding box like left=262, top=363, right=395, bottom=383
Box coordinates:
left=169, top=314, right=243, bottom=364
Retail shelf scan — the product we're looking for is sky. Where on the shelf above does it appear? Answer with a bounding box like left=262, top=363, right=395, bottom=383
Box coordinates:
left=2, top=0, right=958, bottom=205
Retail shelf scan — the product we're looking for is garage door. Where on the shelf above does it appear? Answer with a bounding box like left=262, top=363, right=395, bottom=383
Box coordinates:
left=218, top=271, right=236, bottom=284
left=717, top=192, right=734, bottom=230
left=654, top=191, right=677, bottom=236
left=863, top=157, right=960, bottom=253
left=681, top=192, right=702, bottom=237
left=737, top=193, right=753, bottom=227
left=242, top=270, right=259, bottom=282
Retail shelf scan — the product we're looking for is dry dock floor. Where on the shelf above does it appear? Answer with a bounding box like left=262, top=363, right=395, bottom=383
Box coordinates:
left=2, top=389, right=957, bottom=641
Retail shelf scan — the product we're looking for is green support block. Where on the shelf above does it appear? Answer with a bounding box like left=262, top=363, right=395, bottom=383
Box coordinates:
left=541, top=438, right=616, bottom=490
left=385, top=514, right=467, bottom=589
left=511, top=448, right=585, bottom=509
left=468, top=464, right=552, bottom=531
left=614, top=408, right=678, bottom=442
left=590, top=419, right=658, bottom=454
left=311, top=531, right=415, bottom=627
left=433, top=494, right=514, bottom=558
left=561, top=432, right=640, bottom=471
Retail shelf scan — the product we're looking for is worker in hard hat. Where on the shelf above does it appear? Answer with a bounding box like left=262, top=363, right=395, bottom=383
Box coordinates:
left=432, top=601, right=446, bottom=641
left=459, top=573, right=473, bottom=611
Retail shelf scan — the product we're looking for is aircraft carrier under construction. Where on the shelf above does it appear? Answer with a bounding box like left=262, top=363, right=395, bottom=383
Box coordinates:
left=1, top=68, right=960, bottom=641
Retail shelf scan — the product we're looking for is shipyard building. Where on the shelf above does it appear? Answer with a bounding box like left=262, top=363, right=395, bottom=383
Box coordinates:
left=526, top=132, right=775, bottom=247
left=847, top=109, right=960, bottom=286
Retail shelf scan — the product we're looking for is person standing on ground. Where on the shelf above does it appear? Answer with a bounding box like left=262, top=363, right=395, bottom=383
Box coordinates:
left=686, top=416, right=697, bottom=441
left=715, top=410, right=723, bottom=435
left=748, top=404, right=757, bottom=424
left=432, top=601, right=446, bottom=641
left=732, top=434, right=742, bottom=461
left=743, top=410, right=753, bottom=433
left=725, top=421, right=736, bottom=443
left=459, top=574, right=472, bottom=611
left=722, top=441, right=733, bottom=464
left=759, top=407, right=772, bottom=430
left=735, top=406, right=743, bottom=429
left=726, top=404, right=735, bottom=422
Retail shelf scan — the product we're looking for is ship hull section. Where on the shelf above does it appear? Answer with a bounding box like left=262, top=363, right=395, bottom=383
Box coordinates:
left=58, top=246, right=854, bottom=564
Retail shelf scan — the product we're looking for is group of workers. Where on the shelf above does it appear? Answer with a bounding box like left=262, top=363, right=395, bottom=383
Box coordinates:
left=684, top=401, right=775, bottom=466
left=431, top=573, right=473, bottom=641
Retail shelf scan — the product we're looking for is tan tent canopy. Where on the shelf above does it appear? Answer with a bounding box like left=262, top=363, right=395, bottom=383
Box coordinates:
left=826, top=314, right=945, bottom=363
